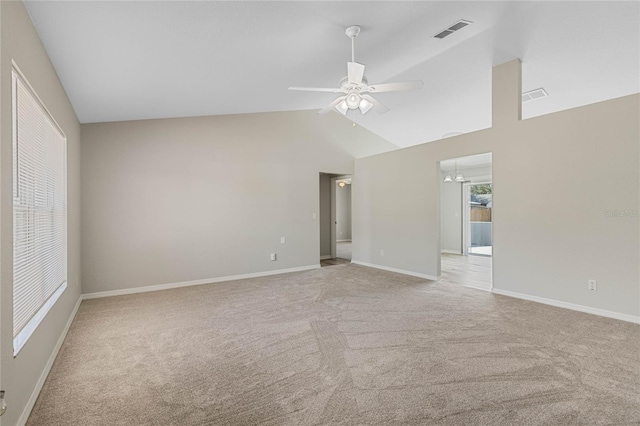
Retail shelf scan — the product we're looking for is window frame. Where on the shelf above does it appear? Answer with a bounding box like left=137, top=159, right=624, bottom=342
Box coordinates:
left=11, top=63, right=68, bottom=356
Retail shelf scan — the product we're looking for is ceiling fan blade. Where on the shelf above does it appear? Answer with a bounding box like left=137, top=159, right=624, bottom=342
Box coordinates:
left=347, top=62, right=365, bottom=85
left=366, top=80, right=424, bottom=93
left=361, top=94, right=390, bottom=114
left=288, top=86, right=345, bottom=93
left=318, top=96, right=347, bottom=115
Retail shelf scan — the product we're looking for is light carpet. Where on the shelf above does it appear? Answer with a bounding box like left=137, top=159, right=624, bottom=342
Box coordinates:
left=28, top=264, right=639, bottom=425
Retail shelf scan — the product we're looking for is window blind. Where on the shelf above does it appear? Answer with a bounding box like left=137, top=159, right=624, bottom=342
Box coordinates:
left=12, top=69, right=67, bottom=355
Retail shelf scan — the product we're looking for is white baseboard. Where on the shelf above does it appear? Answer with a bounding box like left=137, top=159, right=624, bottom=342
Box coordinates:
left=441, top=249, right=462, bottom=255
left=337, top=239, right=352, bottom=243
left=459, top=283, right=492, bottom=292
left=320, top=255, right=332, bottom=260
left=18, top=295, right=82, bottom=425
left=492, top=288, right=640, bottom=324
left=82, top=265, right=321, bottom=300
left=351, top=260, right=439, bottom=281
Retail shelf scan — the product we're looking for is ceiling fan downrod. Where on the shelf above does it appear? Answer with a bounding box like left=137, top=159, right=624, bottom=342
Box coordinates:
left=345, top=25, right=360, bottom=63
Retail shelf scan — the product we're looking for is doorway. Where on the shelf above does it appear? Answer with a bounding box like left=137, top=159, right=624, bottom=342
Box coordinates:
left=439, top=153, right=492, bottom=290
left=319, top=173, right=352, bottom=266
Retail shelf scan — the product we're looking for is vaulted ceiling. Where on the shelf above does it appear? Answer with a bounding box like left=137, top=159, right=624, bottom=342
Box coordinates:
left=25, top=1, right=640, bottom=148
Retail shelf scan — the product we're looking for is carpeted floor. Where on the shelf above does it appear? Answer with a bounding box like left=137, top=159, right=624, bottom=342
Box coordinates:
left=28, top=265, right=639, bottom=425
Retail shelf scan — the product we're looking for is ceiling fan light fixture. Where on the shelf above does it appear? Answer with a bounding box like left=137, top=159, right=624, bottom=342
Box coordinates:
left=346, top=92, right=361, bottom=109
left=335, top=100, right=348, bottom=115
left=454, top=172, right=465, bottom=182
left=443, top=174, right=453, bottom=182
left=291, top=25, right=423, bottom=116
left=359, top=97, right=373, bottom=114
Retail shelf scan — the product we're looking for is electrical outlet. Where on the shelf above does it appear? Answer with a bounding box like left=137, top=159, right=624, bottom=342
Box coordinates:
left=270, top=253, right=277, bottom=261
left=380, top=249, right=384, bottom=256
left=588, top=279, right=597, bottom=291
left=280, top=237, right=286, bottom=244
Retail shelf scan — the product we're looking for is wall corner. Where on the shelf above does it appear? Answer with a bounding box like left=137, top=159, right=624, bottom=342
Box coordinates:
left=492, top=58, right=522, bottom=128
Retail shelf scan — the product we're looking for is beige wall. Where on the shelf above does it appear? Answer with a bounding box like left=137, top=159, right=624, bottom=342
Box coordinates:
left=81, top=111, right=395, bottom=295
left=0, top=1, right=82, bottom=424
left=353, top=60, right=639, bottom=320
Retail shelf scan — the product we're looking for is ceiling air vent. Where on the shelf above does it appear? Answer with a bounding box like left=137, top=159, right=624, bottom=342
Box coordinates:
left=433, top=20, right=472, bottom=39
left=522, top=88, right=548, bottom=103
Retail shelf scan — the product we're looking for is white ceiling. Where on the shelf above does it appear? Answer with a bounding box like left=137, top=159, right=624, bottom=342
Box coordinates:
left=24, top=1, right=640, bottom=148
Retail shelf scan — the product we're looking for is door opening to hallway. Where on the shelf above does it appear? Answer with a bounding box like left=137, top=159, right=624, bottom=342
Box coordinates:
left=319, top=173, right=352, bottom=267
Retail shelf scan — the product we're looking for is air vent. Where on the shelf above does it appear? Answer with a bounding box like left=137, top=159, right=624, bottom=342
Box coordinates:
left=433, top=20, right=472, bottom=39
left=522, top=88, right=548, bottom=103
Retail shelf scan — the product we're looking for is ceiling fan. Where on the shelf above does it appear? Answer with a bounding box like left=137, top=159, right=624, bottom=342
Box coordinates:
left=289, top=26, right=424, bottom=116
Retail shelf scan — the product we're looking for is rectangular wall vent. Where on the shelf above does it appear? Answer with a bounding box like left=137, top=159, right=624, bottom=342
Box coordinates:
left=433, top=20, right=472, bottom=39
left=522, top=88, right=548, bottom=103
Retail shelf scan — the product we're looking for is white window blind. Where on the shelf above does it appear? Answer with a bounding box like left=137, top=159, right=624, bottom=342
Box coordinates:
left=12, top=69, right=67, bottom=356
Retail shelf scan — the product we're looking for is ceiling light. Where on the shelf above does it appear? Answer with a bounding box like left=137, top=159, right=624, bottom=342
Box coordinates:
left=335, top=100, right=348, bottom=115
left=444, top=160, right=465, bottom=183
left=359, top=97, right=373, bottom=114
left=339, top=181, right=346, bottom=188
left=346, top=92, right=361, bottom=109
left=289, top=26, right=423, bottom=116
